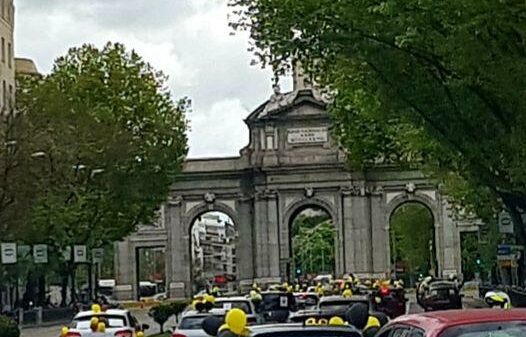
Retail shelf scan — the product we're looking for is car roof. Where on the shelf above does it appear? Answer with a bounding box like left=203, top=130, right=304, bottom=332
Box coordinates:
left=249, top=323, right=360, bottom=334
left=216, top=296, right=250, bottom=301
left=182, top=309, right=227, bottom=317
left=74, top=309, right=128, bottom=318
left=319, top=295, right=368, bottom=302
left=389, top=309, right=526, bottom=334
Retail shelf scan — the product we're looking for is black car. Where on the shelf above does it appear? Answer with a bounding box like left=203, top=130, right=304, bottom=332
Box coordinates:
left=289, top=295, right=370, bottom=323
left=417, top=280, right=462, bottom=311
left=248, top=323, right=362, bottom=337
left=259, top=291, right=296, bottom=323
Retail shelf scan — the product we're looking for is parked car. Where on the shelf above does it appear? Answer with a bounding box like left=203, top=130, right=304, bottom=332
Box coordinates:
left=171, top=309, right=227, bottom=337
left=376, top=308, right=526, bottom=337
left=63, top=308, right=149, bottom=337
left=212, top=296, right=260, bottom=324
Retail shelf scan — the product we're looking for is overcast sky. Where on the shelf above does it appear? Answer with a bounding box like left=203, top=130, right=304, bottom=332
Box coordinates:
left=15, top=0, right=291, bottom=158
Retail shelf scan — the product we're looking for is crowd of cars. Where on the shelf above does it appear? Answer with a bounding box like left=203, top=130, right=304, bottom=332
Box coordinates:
left=59, top=278, right=526, bottom=337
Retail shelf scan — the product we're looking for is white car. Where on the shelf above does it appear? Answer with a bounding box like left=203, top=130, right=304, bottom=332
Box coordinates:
left=63, top=308, right=149, bottom=337
left=172, top=309, right=227, bottom=337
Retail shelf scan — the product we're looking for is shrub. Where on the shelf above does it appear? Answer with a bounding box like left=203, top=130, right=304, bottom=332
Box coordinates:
left=0, top=315, right=20, bottom=337
left=148, top=303, right=174, bottom=333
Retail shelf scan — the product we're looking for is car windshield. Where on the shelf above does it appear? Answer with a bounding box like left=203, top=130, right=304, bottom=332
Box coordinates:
left=72, top=315, right=126, bottom=329
left=214, top=300, right=252, bottom=314
left=319, top=301, right=353, bottom=311
left=441, top=322, right=526, bottom=337
left=179, top=315, right=225, bottom=329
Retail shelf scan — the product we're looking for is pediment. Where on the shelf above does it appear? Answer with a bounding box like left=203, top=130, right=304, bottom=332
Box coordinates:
left=245, top=88, right=328, bottom=126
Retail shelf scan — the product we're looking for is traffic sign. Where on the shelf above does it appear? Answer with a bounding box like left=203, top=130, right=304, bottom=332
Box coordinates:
left=92, top=248, right=104, bottom=264
left=499, top=211, right=514, bottom=234
left=1, top=243, right=16, bottom=264
left=33, top=244, right=48, bottom=264
left=74, top=245, right=87, bottom=263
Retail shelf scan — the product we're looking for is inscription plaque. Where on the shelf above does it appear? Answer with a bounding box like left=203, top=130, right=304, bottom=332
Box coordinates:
left=287, top=127, right=328, bottom=144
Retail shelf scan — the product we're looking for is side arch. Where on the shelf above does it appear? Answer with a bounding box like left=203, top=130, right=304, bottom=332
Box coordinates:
left=385, top=191, right=441, bottom=277
left=386, top=192, right=439, bottom=221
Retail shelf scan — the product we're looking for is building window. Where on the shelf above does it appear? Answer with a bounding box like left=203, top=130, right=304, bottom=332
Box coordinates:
left=1, top=1, right=5, bottom=19
left=2, top=80, right=6, bottom=108
left=7, top=42, right=10, bottom=68
left=1, top=37, right=5, bottom=63
left=8, top=84, right=12, bottom=108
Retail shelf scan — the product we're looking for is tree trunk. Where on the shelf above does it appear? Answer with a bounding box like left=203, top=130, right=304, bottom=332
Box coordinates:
left=499, top=192, right=526, bottom=286
left=60, top=274, right=68, bottom=307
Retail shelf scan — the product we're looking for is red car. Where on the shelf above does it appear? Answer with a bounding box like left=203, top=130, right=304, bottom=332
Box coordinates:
left=376, top=309, right=526, bottom=337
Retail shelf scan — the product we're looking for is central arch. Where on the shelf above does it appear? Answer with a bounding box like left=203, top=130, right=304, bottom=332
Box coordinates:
left=283, top=198, right=340, bottom=280
left=184, top=202, right=240, bottom=295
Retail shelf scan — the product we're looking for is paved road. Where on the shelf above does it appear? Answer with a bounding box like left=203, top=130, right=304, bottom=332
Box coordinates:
left=21, top=308, right=177, bottom=337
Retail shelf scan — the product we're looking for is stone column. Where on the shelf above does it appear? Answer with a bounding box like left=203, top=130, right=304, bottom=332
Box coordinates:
left=349, top=186, right=373, bottom=275
left=266, top=191, right=281, bottom=281
left=166, top=197, right=189, bottom=299
left=253, top=193, right=270, bottom=279
left=114, top=239, right=135, bottom=300
left=439, top=199, right=460, bottom=276
left=370, top=188, right=389, bottom=278
left=236, top=196, right=254, bottom=291
left=342, top=188, right=355, bottom=274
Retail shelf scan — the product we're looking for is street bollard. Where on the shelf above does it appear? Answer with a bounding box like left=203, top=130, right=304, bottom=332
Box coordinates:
left=18, top=308, right=23, bottom=325
left=36, top=307, right=43, bottom=325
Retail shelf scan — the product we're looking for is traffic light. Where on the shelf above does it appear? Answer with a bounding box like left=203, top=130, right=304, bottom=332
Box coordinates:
left=476, top=253, right=482, bottom=266
left=296, top=268, right=302, bottom=276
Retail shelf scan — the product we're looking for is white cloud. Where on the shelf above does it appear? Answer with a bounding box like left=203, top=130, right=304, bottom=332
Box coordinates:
left=188, top=98, right=250, bottom=158
left=14, top=0, right=288, bottom=158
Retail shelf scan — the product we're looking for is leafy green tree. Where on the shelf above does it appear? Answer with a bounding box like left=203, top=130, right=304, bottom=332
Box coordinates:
left=148, top=302, right=174, bottom=333
left=169, top=300, right=189, bottom=324
left=293, top=220, right=335, bottom=275
left=231, top=0, right=526, bottom=244
left=14, top=42, right=188, bottom=303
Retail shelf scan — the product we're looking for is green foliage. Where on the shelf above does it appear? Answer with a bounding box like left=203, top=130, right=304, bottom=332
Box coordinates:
left=293, top=219, right=335, bottom=275
left=291, top=210, right=330, bottom=237
left=232, top=0, right=526, bottom=242
left=14, top=42, right=187, bottom=250
left=390, top=203, right=434, bottom=281
left=0, top=315, right=20, bottom=337
left=149, top=302, right=175, bottom=333
left=169, top=300, right=189, bottom=323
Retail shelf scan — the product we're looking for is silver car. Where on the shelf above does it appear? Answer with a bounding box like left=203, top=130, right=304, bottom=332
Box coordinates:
left=171, top=309, right=227, bottom=337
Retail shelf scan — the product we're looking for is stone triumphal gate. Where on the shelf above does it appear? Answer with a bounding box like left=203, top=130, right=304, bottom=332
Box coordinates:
left=114, top=78, right=479, bottom=300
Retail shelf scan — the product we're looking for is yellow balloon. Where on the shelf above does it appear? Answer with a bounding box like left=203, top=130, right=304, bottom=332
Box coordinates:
left=226, top=308, right=247, bottom=335
left=90, top=317, right=99, bottom=327
left=91, top=304, right=101, bottom=313
left=365, top=316, right=380, bottom=329
left=204, top=294, right=216, bottom=303
left=60, top=327, right=69, bottom=337
left=97, top=322, right=106, bottom=332
left=218, top=324, right=230, bottom=332
left=305, top=317, right=317, bottom=326
left=318, top=318, right=328, bottom=325
left=329, top=316, right=345, bottom=326
left=342, top=289, right=353, bottom=298
left=137, top=332, right=145, bottom=337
